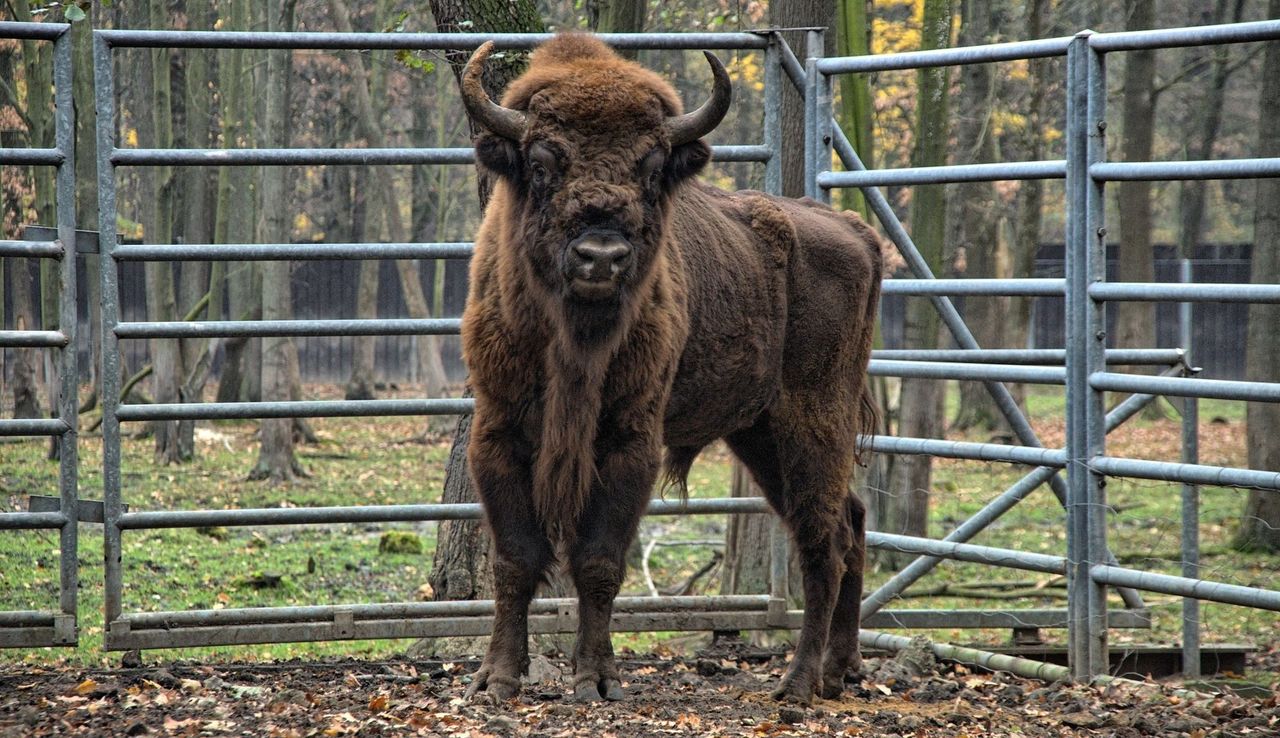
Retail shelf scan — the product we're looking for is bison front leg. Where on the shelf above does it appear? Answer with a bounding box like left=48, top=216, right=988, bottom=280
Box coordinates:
left=466, top=432, right=554, bottom=702
left=566, top=440, right=657, bottom=702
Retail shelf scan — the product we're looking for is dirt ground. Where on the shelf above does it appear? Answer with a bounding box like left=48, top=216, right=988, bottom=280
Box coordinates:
left=3, top=641, right=1278, bottom=737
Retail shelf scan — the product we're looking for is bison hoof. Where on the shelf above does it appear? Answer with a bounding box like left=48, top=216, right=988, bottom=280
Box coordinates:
left=465, top=669, right=520, bottom=702
left=570, top=677, right=624, bottom=702
left=819, top=678, right=844, bottom=701
left=770, top=674, right=817, bottom=705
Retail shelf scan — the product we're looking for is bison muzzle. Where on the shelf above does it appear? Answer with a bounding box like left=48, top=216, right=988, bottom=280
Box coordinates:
left=459, top=33, right=883, bottom=705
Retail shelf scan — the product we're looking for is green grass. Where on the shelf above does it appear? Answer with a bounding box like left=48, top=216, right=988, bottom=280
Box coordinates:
left=1, top=384, right=1276, bottom=672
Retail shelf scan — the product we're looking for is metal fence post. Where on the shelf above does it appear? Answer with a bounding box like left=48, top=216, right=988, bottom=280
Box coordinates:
left=52, top=28, right=80, bottom=641
left=92, top=31, right=125, bottom=635
left=1083, top=34, right=1110, bottom=679
left=1064, top=31, right=1091, bottom=680
left=1179, top=258, right=1201, bottom=677
left=764, top=33, right=782, bottom=197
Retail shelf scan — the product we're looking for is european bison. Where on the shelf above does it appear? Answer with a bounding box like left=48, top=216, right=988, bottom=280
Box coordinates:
left=460, top=34, right=882, bottom=704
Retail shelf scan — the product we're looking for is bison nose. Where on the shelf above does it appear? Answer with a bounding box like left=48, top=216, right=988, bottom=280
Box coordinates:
left=571, top=235, right=632, bottom=280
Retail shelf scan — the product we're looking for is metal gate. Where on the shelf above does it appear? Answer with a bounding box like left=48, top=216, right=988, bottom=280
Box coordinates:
left=0, top=20, right=79, bottom=648
left=3, top=19, right=1279, bottom=683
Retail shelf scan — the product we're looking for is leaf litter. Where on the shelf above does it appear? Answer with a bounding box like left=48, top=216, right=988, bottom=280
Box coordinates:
left=2, top=644, right=1278, bottom=737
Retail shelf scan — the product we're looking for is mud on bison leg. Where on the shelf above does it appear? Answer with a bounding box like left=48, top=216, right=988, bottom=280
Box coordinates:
left=821, top=495, right=867, bottom=700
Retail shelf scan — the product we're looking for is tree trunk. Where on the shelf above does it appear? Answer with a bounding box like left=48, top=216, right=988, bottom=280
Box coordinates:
left=835, top=0, right=873, bottom=219
left=423, top=0, right=543, bottom=632
left=951, top=0, right=1007, bottom=434
left=769, top=0, right=836, bottom=200
left=176, top=0, right=217, bottom=460
left=72, top=7, right=101, bottom=414
left=249, top=0, right=305, bottom=483
left=1114, top=0, right=1157, bottom=381
left=717, top=0, right=837, bottom=598
left=587, top=0, right=646, bottom=58
left=136, top=0, right=185, bottom=464
left=330, top=0, right=447, bottom=401
left=1175, top=0, right=1243, bottom=264
left=1235, top=0, right=1280, bottom=553
left=1006, top=0, right=1049, bottom=411
left=214, top=0, right=258, bottom=405
left=882, top=0, right=953, bottom=568
left=9, top=260, right=43, bottom=418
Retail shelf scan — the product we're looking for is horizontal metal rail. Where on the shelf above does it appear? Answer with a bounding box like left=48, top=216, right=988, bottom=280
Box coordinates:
left=124, top=595, right=775, bottom=628
left=115, top=318, right=461, bottom=339
left=96, top=29, right=771, bottom=50
left=871, top=348, right=1184, bottom=366
left=870, top=359, right=1066, bottom=384
left=816, top=35, right=1071, bottom=74
left=0, top=148, right=64, bottom=165
left=1091, top=372, right=1280, bottom=403
left=0, top=418, right=70, bottom=437
left=116, top=496, right=772, bottom=530
left=0, top=330, right=68, bottom=347
left=113, top=242, right=474, bottom=261
left=1091, top=565, right=1280, bottom=611
left=1088, top=18, right=1280, bottom=51
left=819, top=160, right=1064, bottom=188
left=1089, top=456, right=1280, bottom=491
left=865, top=435, right=1067, bottom=467
left=114, top=147, right=474, bottom=167
left=119, top=603, right=1146, bottom=632
left=115, top=398, right=474, bottom=422
left=111, top=144, right=765, bottom=167
left=0, top=611, right=56, bottom=627
left=881, top=278, right=1064, bottom=296
left=0, top=512, right=66, bottom=530
left=1090, top=158, right=1280, bottom=181
left=0, top=20, right=68, bottom=40
left=0, top=239, right=64, bottom=258
left=868, top=532, right=1065, bottom=574
left=1090, top=282, right=1280, bottom=303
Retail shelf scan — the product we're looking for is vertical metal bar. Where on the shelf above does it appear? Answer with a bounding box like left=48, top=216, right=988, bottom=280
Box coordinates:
left=803, top=30, right=825, bottom=200
left=93, top=32, right=125, bottom=633
left=53, top=28, right=79, bottom=640
left=1083, top=37, right=1110, bottom=678
left=764, top=35, right=782, bottom=197
left=768, top=517, right=789, bottom=626
left=1064, top=32, right=1091, bottom=679
left=1179, top=258, right=1200, bottom=677
left=803, top=56, right=820, bottom=200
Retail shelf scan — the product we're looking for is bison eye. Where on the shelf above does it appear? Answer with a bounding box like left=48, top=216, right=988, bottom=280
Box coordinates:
left=527, top=142, right=560, bottom=192
left=638, top=148, right=666, bottom=190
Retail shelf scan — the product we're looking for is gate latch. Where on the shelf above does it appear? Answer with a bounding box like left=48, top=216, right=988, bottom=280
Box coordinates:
left=27, top=495, right=127, bottom=523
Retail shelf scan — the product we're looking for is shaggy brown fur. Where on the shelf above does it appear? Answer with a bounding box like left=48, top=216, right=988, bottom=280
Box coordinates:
left=460, top=34, right=882, bottom=705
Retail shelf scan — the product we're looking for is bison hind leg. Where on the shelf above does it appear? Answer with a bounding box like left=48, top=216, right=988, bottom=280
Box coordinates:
left=821, top=493, right=867, bottom=699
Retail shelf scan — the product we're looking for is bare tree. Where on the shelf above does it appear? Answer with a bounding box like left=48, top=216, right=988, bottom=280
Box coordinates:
left=1235, top=0, right=1280, bottom=553
left=951, top=0, right=1008, bottom=433
left=880, top=0, right=954, bottom=567
left=249, top=0, right=305, bottom=483
left=426, top=0, right=546, bottom=609
left=1114, top=0, right=1157, bottom=377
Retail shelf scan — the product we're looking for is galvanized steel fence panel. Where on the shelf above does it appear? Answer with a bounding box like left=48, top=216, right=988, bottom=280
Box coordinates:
left=0, top=20, right=79, bottom=649
left=4, top=20, right=1278, bottom=685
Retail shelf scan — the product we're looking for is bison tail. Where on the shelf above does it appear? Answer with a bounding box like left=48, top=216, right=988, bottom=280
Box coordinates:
left=660, top=446, right=699, bottom=502
left=854, top=385, right=880, bottom=466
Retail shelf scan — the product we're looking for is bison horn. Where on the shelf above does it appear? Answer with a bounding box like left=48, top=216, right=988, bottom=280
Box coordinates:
left=461, top=41, right=528, bottom=140
left=666, top=51, right=733, bottom=146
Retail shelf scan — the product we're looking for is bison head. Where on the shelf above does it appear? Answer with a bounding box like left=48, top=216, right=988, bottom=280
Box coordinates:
left=463, top=35, right=730, bottom=339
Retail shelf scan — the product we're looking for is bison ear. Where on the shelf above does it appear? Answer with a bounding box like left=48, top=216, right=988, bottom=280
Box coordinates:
left=664, top=140, right=711, bottom=186
left=474, top=134, right=522, bottom=180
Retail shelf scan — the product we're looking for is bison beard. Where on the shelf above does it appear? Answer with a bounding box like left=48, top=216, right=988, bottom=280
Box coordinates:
left=459, top=34, right=883, bottom=705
